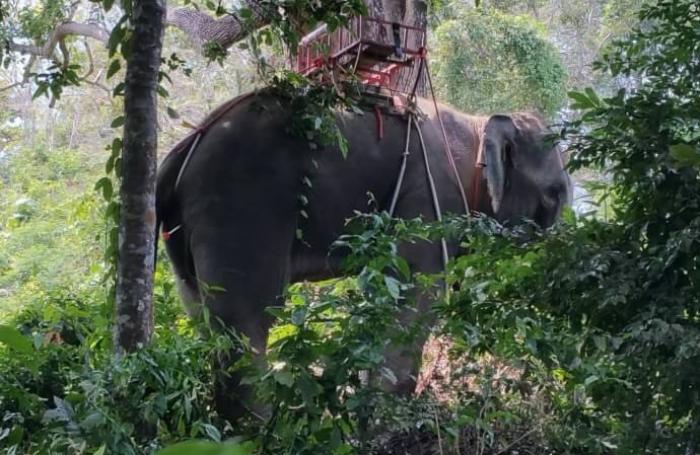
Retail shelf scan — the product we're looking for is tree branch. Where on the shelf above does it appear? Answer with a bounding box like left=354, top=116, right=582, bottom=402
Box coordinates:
left=8, top=5, right=268, bottom=61
left=9, top=21, right=109, bottom=58
left=165, top=4, right=270, bottom=49
left=0, top=55, right=36, bottom=93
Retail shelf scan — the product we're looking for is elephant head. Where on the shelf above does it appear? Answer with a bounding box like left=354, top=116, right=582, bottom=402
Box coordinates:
left=478, top=112, right=571, bottom=228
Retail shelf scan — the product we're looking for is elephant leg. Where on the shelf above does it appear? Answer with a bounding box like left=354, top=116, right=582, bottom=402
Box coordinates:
left=383, top=239, right=443, bottom=395
left=188, top=212, right=296, bottom=421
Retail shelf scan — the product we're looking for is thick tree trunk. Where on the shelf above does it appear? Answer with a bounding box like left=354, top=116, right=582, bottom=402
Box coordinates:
left=115, top=0, right=166, bottom=353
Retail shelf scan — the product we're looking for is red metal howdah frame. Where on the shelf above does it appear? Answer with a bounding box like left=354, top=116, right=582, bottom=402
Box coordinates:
left=294, top=16, right=426, bottom=96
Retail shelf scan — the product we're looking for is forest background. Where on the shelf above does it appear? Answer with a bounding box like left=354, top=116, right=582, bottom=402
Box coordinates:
left=1, top=0, right=699, bottom=454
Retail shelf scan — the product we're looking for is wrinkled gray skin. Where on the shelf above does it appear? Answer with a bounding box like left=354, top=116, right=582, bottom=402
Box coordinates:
left=156, top=93, right=571, bottom=419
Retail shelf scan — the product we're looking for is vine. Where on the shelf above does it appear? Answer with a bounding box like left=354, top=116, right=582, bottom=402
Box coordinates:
left=228, top=0, right=367, bottom=240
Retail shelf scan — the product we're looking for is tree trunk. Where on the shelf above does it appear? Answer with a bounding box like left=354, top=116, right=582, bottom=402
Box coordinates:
left=367, top=0, right=428, bottom=95
left=115, top=0, right=166, bottom=353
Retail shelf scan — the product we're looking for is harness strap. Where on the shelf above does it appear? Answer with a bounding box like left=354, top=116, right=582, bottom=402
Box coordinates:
left=469, top=164, right=484, bottom=213
left=161, top=224, right=182, bottom=241
left=415, top=115, right=449, bottom=270
left=374, top=105, right=384, bottom=140
left=388, top=114, right=413, bottom=216
left=174, top=129, right=203, bottom=191
left=162, top=92, right=257, bottom=241
left=424, top=59, right=470, bottom=215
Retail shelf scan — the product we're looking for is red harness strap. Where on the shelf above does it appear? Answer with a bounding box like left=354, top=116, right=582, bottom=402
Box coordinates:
left=469, top=165, right=484, bottom=213
left=169, top=92, right=257, bottom=156
left=373, top=104, right=384, bottom=140
left=162, top=92, right=258, bottom=241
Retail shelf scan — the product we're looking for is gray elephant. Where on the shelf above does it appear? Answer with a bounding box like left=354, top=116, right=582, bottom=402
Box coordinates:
left=156, top=91, right=571, bottom=418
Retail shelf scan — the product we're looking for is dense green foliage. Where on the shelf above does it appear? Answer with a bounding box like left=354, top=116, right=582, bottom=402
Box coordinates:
left=442, top=0, right=700, bottom=452
left=2, top=0, right=700, bottom=453
left=431, top=8, right=567, bottom=117
left=0, top=276, right=241, bottom=453
left=0, top=147, right=103, bottom=317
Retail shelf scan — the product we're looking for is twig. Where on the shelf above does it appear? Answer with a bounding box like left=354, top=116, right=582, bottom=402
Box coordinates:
left=0, top=81, right=25, bottom=93
left=0, top=55, right=36, bottom=92
left=497, top=428, right=537, bottom=455
left=81, top=40, right=95, bottom=79
left=433, top=404, right=444, bottom=455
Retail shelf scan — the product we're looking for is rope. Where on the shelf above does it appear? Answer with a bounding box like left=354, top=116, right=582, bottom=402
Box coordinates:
left=174, top=130, right=203, bottom=191
left=414, top=115, right=449, bottom=270
left=424, top=59, right=470, bottom=215
left=388, top=114, right=413, bottom=216
left=161, top=224, right=182, bottom=241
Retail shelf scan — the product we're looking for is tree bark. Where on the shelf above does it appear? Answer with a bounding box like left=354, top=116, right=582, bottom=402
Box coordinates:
left=166, top=3, right=269, bottom=49
left=115, top=0, right=166, bottom=353
left=8, top=1, right=424, bottom=72
left=8, top=21, right=109, bottom=57
left=366, top=0, right=428, bottom=95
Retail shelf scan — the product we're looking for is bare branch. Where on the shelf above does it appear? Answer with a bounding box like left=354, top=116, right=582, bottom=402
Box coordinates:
left=9, top=21, right=109, bottom=58
left=8, top=5, right=266, bottom=61
left=0, top=81, right=25, bottom=93
left=0, top=55, right=36, bottom=93
left=81, top=40, right=95, bottom=79
left=59, top=38, right=70, bottom=69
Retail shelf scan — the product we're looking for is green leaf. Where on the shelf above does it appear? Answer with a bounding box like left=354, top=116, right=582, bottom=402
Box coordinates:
left=273, top=371, right=294, bottom=387
left=166, top=106, right=180, bottom=119
left=291, top=308, right=306, bottom=326
left=0, top=325, right=33, bottom=353
left=337, top=130, right=349, bottom=158
left=202, top=423, right=221, bottom=442
left=106, top=59, right=121, bottom=79
left=297, top=371, right=322, bottom=405
left=155, top=441, right=254, bottom=455
left=157, top=85, right=170, bottom=98
left=584, top=87, right=601, bottom=107
left=568, top=90, right=595, bottom=109
left=239, top=8, right=252, bottom=19
left=32, top=84, right=48, bottom=100
left=384, top=276, right=401, bottom=299
left=670, top=143, right=700, bottom=167
left=113, top=82, right=126, bottom=97
left=95, top=177, right=114, bottom=201
left=111, top=116, right=125, bottom=128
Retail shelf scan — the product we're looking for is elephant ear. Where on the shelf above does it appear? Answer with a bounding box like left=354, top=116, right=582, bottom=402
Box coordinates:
left=480, top=115, right=519, bottom=213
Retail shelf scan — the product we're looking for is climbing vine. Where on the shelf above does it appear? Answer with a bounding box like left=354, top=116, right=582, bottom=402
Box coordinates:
left=221, top=0, right=367, bottom=240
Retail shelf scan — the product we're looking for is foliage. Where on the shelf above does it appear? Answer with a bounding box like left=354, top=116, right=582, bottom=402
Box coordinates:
left=0, top=146, right=104, bottom=317
left=249, top=213, right=433, bottom=453
left=0, top=274, right=243, bottom=454
left=431, top=7, right=567, bottom=117
left=18, top=0, right=71, bottom=42
left=3, top=0, right=700, bottom=453
left=439, top=0, right=700, bottom=452
left=0, top=211, right=551, bottom=454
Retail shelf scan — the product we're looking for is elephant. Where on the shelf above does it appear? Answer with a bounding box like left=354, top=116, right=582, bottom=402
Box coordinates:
left=156, top=91, right=572, bottom=418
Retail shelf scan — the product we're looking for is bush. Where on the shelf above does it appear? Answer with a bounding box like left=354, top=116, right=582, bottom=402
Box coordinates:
left=0, top=276, right=238, bottom=454
left=439, top=0, right=700, bottom=452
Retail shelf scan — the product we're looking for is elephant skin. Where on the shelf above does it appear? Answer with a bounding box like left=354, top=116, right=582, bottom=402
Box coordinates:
left=156, top=91, right=571, bottom=418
